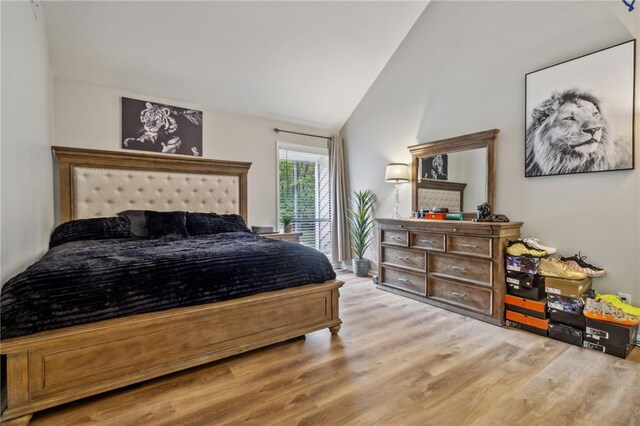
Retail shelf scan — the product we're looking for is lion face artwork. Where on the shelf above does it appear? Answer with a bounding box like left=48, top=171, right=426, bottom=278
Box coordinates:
left=525, top=89, right=632, bottom=177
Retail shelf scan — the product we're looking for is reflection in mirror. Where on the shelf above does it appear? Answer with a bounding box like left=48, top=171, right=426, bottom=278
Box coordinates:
left=417, top=147, right=487, bottom=212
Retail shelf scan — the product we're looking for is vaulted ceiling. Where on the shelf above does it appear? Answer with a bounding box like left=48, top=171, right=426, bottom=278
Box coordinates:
left=44, top=1, right=428, bottom=130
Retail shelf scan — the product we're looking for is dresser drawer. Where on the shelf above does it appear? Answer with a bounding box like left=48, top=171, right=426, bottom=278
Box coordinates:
left=381, top=246, right=426, bottom=272
left=424, top=224, right=494, bottom=236
left=381, top=229, right=409, bottom=247
left=380, top=267, right=426, bottom=296
left=410, top=232, right=445, bottom=252
left=447, top=235, right=492, bottom=259
left=428, top=253, right=493, bottom=287
left=428, top=276, right=492, bottom=315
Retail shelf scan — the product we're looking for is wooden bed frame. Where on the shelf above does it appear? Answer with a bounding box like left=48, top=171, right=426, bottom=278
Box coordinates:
left=0, top=147, right=343, bottom=425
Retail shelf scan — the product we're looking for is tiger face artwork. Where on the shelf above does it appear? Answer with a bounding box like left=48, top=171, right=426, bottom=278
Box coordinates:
left=122, top=98, right=203, bottom=157
left=140, top=103, right=177, bottom=141
left=525, top=89, right=632, bottom=177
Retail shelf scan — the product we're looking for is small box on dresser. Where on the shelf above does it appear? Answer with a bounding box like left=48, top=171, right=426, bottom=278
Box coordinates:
left=376, top=218, right=523, bottom=325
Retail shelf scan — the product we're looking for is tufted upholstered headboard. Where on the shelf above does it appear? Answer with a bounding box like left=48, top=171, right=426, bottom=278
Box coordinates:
left=53, top=147, right=251, bottom=223
left=417, top=180, right=467, bottom=212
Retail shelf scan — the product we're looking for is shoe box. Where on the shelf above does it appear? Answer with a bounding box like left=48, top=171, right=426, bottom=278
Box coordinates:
left=507, top=281, right=546, bottom=301
left=506, top=271, right=544, bottom=289
left=506, top=255, right=540, bottom=275
left=584, top=317, right=638, bottom=346
left=506, top=271, right=545, bottom=301
left=548, top=322, right=583, bottom=347
left=549, top=309, right=586, bottom=329
left=504, top=295, right=548, bottom=319
left=582, top=340, right=636, bottom=359
left=506, top=310, right=549, bottom=336
left=547, top=293, right=587, bottom=315
left=582, top=317, right=638, bottom=359
left=547, top=293, right=587, bottom=329
left=544, top=276, right=591, bottom=297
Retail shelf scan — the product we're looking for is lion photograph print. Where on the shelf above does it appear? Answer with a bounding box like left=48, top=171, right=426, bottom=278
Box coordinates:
left=525, top=40, right=635, bottom=177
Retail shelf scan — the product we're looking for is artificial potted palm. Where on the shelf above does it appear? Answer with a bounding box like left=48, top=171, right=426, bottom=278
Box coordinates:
left=349, top=190, right=375, bottom=277
left=281, top=214, right=293, bottom=233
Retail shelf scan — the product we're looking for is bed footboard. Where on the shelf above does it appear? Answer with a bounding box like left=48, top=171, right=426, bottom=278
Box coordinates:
left=0, top=280, right=343, bottom=424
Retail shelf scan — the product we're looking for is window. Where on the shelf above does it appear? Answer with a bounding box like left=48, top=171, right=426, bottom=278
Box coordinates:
left=277, top=142, right=331, bottom=256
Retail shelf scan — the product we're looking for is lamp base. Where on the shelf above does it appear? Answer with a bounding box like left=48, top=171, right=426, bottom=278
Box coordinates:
left=393, top=184, right=400, bottom=219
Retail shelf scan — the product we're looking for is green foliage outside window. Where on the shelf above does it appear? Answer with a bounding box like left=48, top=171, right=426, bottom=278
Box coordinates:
left=279, top=160, right=317, bottom=220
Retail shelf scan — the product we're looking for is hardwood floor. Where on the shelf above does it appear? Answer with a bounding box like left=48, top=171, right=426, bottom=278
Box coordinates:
left=31, top=272, right=640, bottom=425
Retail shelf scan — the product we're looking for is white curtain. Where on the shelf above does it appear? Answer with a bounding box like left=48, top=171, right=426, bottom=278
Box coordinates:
left=329, top=134, right=350, bottom=266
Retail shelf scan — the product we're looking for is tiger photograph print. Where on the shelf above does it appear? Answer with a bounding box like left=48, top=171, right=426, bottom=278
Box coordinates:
left=122, top=97, right=203, bottom=157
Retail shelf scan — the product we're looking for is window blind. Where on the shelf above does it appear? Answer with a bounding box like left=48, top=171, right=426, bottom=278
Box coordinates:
left=278, top=143, right=331, bottom=256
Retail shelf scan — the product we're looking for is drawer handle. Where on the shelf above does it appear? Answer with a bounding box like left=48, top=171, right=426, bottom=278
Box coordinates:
left=397, top=278, right=413, bottom=284
left=458, top=243, right=478, bottom=248
left=419, top=239, right=437, bottom=244
left=390, top=236, right=405, bottom=241
left=447, top=290, right=466, bottom=298
left=447, top=265, right=466, bottom=272
left=452, top=228, right=458, bottom=232
left=395, top=255, right=414, bottom=263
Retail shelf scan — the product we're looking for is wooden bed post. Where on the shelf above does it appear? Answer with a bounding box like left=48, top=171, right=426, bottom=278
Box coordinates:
left=329, top=287, right=342, bottom=335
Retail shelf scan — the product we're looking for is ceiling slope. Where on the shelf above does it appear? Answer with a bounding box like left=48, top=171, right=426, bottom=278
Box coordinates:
left=44, top=1, right=427, bottom=130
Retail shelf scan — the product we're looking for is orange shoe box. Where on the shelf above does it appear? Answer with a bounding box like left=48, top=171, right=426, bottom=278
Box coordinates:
left=504, top=295, right=548, bottom=320
left=506, top=310, right=550, bottom=336
left=544, top=277, right=591, bottom=297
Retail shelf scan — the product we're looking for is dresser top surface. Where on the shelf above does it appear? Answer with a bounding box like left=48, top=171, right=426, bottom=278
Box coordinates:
left=376, top=217, right=523, bottom=228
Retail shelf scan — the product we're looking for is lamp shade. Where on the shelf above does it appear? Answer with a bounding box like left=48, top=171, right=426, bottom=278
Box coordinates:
left=385, top=163, right=410, bottom=183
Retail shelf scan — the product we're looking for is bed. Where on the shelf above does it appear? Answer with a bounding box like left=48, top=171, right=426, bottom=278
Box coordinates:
left=0, top=147, right=343, bottom=425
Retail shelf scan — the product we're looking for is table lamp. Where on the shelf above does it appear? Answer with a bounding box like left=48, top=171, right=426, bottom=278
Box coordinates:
left=385, top=163, right=410, bottom=218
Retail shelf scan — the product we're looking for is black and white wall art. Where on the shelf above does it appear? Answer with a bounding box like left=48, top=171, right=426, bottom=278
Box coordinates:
left=525, top=40, right=635, bottom=177
left=122, top=97, right=203, bottom=157
left=421, top=154, right=448, bottom=180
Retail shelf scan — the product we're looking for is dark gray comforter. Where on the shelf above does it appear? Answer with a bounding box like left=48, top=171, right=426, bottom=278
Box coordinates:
left=1, top=233, right=336, bottom=338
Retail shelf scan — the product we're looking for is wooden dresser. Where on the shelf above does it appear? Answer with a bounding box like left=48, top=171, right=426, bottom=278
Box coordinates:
left=376, top=218, right=522, bottom=325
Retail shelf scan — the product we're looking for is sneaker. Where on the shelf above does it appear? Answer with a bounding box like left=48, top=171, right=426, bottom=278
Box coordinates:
left=584, top=295, right=640, bottom=326
left=538, top=258, right=587, bottom=280
left=560, top=252, right=606, bottom=277
left=522, top=238, right=557, bottom=255
left=506, top=241, right=547, bottom=257
left=597, top=293, right=640, bottom=317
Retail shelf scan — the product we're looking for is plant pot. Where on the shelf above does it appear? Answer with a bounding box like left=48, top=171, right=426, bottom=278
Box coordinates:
left=283, top=225, right=292, bottom=233
left=352, top=258, right=370, bottom=277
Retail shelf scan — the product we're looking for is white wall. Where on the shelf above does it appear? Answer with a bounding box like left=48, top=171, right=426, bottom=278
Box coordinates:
left=1, top=1, right=55, bottom=285
left=342, top=1, right=640, bottom=302
left=53, top=80, right=332, bottom=228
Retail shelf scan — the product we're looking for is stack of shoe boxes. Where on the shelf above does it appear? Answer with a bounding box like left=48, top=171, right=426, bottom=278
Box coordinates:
left=503, top=242, right=639, bottom=359
left=504, top=246, right=548, bottom=336
left=546, top=285, right=592, bottom=347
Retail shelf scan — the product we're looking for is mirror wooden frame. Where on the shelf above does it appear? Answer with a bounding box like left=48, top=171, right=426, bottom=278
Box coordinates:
left=408, top=129, right=499, bottom=214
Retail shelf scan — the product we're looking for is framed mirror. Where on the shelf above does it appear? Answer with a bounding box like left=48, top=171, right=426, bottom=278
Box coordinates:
left=408, top=129, right=498, bottom=216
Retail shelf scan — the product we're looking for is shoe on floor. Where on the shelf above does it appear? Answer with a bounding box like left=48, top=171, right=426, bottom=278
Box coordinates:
left=538, top=258, right=587, bottom=280
left=506, top=241, right=547, bottom=257
left=560, top=252, right=607, bottom=277
left=522, top=238, right=557, bottom=255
